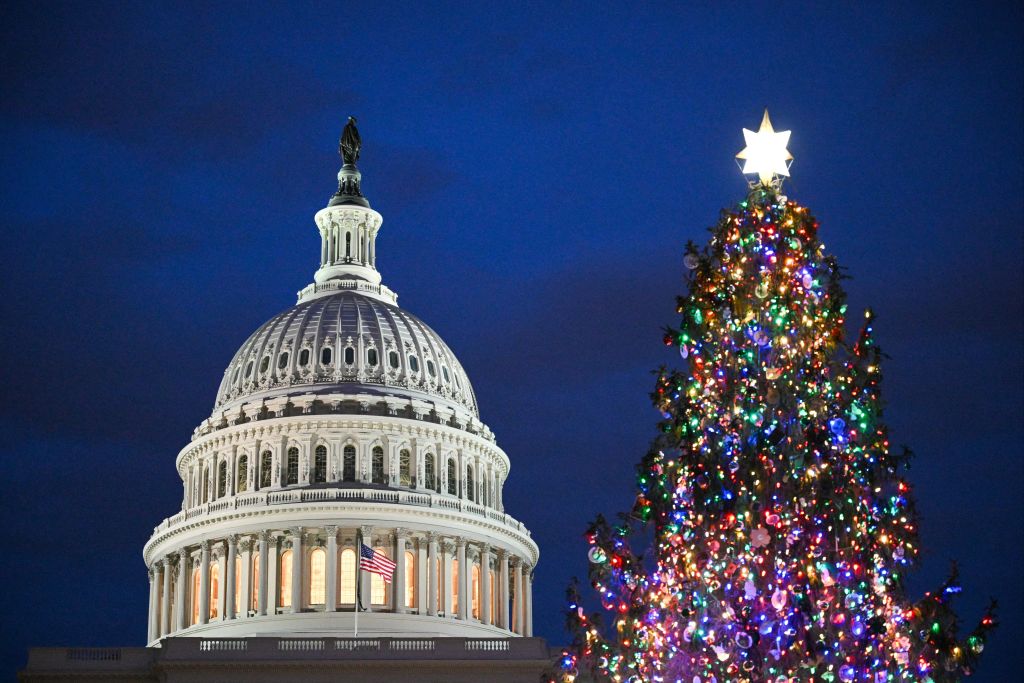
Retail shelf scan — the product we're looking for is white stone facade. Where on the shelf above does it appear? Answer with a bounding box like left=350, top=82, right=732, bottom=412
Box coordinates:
left=141, top=154, right=538, bottom=646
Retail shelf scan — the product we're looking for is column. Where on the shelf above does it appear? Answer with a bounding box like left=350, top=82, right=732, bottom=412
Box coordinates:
left=225, top=535, right=238, bottom=620
left=480, top=544, right=492, bottom=626
left=416, top=536, right=428, bottom=613
left=290, top=527, right=303, bottom=614
left=426, top=533, right=438, bottom=617
left=160, top=558, right=172, bottom=635
left=147, top=568, right=157, bottom=642
left=524, top=565, right=534, bottom=636
left=325, top=526, right=338, bottom=612
left=456, top=537, right=468, bottom=620
left=175, top=549, right=188, bottom=631
left=394, top=529, right=408, bottom=612
left=359, top=525, right=373, bottom=611
left=512, top=557, right=523, bottom=635
left=257, top=531, right=269, bottom=616
left=441, top=540, right=453, bottom=617
left=216, top=549, right=226, bottom=620
left=198, top=541, right=211, bottom=625
left=240, top=538, right=253, bottom=618
left=498, top=550, right=510, bottom=630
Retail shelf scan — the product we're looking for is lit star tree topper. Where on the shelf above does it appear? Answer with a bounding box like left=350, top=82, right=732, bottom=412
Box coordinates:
left=736, top=109, right=793, bottom=185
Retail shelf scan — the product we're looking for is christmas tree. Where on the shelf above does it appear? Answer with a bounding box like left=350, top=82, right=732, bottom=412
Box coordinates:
left=557, top=112, right=995, bottom=683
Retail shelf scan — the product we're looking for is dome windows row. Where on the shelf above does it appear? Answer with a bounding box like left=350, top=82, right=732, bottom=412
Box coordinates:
left=186, top=441, right=503, bottom=511
left=233, top=344, right=461, bottom=390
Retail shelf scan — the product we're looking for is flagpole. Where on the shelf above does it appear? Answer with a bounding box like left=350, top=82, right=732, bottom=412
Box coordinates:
left=355, top=529, right=361, bottom=638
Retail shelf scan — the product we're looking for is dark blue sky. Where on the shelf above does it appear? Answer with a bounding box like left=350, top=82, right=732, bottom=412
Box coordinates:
left=2, top=1, right=1021, bottom=679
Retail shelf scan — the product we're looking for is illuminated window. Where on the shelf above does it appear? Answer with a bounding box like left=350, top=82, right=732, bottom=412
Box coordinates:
left=309, top=548, right=326, bottom=605
left=277, top=352, right=289, bottom=369
left=236, top=454, right=248, bottom=493
left=447, top=459, right=457, bottom=495
left=251, top=552, right=260, bottom=610
left=343, top=446, right=356, bottom=482
left=234, top=556, right=242, bottom=616
left=339, top=548, right=356, bottom=604
left=209, top=562, right=220, bottom=619
left=371, top=547, right=388, bottom=605
left=399, top=449, right=411, bottom=487
left=192, top=567, right=200, bottom=624
left=466, top=465, right=474, bottom=502
left=298, top=348, right=310, bottom=366
left=424, top=454, right=436, bottom=491
left=279, top=550, right=292, bottom=608
left=371, top=446, right=385, bottom=484
left=259, top=451, right=272, bottom=489
left=321, top=346, right=332, bottom=365
left=452, top=559, right=459, bottom=613
left=471, top=563, right=480, bottom=619
left=314, top=445, right=327, bottom=483
left=344, top=347, right=355, bottom=365
left=286, top=447, right=299, bottom=485
left=404, top=550, right=416, bottom=609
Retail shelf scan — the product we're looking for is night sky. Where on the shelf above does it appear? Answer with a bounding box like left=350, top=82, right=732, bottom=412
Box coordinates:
left=2, top=2, right=1021, bottom=680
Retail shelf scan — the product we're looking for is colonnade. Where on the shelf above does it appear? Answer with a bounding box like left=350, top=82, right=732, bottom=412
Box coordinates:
left=146, top=525, right=533, bottom=642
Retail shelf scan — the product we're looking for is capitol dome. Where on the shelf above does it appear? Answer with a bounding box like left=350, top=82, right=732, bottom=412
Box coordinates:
left=142, top=119, right=537, bottom=646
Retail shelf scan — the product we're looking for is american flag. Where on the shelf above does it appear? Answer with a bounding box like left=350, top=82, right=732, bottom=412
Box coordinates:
left=359, top=543, right=396, bottom=584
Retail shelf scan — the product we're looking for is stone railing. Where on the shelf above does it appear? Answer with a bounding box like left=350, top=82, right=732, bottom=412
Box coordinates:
left=22, top=638, right=551, bottom=675
left=296, top=278, right=398, bottom=305
left=153, top=488, right=531, bottom=538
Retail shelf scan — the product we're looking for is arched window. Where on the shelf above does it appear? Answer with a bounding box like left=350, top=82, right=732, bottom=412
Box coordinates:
left=217, top=460, right=228, bottom=498
left=234, top=555, right=242, bottom=617
left=236, top=454, right=248, bottom=493
left=342, top=446, right=356, bottom=482
left=404, top=550, right=416, bottom=609
left=259, top=451, right=272, bottom=489
left=286, top=447, right=299, bottom=486
left=209, top=562, right=220, bottom=619
left=399, top=449, right=411, bottom=487
left=447, top=459, right=457, bottom=495
left=371, top=546, right=388, bottom=605
left=426, top=360, right=436, bottom=378
left=298, top=348, right=310, bottom=366
left=259, top=356, right=270, bottom=373
left=201, top=465, right=209, bottom=503
left=279, top=549, right=292, bottom=608
left=452, top=558, right=459, bottom=613
left=232, top=366, right=241, bottom=384
left=339, top=548, right=356, bottom=604
left=389, top=351, right=400, bottom=369
left=424, top=454, right=436, bottom=491
left=344, top=347, right=355, bottom=365
left=408, top=355, right=419, bottom=372
left=371, top=446, right=385, bottom=484
left=251, top=551, right=260, bottom=611
left=277, top=352, right=289, bottom=369
left=191, top=567, right=200, bottom=625
left=320, top=346, right=332, bottom=365
left=442, top=366, right=450, bottom=383
left=313, top=445, right=327, bottom=483
left=244, top=360, right=253, bottom=378
left=345, top=231, right=351, bottom=257
left=471, top=563, right=480, bottom=619
left=367, top=348, right=379, bottom=366
left=309, top=548, right=326, bottom=605
left=466, top=465, right=475, bottom=502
